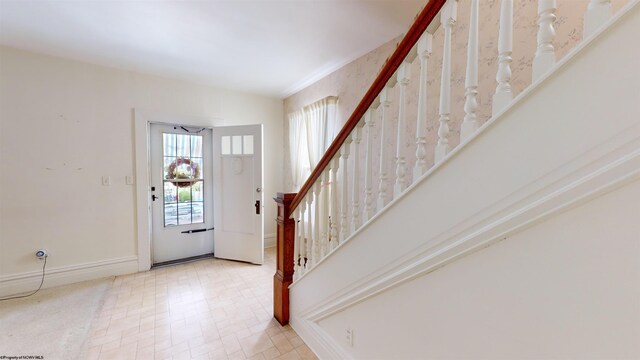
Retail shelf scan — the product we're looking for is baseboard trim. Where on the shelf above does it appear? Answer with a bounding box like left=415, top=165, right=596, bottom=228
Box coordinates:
left=290, top=318, right=353, bottom=360
left=264, top=233, right=276, bottom=248
left=0, top=255, right=138, bottom=297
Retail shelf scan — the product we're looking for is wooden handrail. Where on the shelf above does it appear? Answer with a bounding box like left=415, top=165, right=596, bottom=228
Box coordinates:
left=290, top=0, right=448, bottom=212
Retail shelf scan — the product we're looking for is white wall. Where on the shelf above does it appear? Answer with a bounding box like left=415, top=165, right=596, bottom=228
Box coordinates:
left=288, top=2, right=640, bottom=358
left=0, top=46, right=283, bottom=295
left=319, top=179, right=640, bottom=359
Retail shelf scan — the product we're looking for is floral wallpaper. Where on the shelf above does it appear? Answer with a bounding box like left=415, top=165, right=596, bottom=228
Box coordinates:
left=283, top=37, right=401, bottom=192
left=284, top=0, right=628, bottom=213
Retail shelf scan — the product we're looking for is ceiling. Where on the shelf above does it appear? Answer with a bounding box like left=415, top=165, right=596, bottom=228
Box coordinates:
left=0, top=0, right=426, bottom=98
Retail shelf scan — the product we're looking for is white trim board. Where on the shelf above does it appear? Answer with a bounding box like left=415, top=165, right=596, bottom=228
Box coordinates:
left=290, top=317, right=353, bottom=360
left=0, top=256, right=138, bottom=297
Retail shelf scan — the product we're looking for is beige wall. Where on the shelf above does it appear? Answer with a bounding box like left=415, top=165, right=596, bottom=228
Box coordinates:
left=282, top=0, right=628, bottom=196
left=283, top=37, right=401, bottom=191
left=0, top=46, right=283, bottom=294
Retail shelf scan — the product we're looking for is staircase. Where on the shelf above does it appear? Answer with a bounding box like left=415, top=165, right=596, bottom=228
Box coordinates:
left=274, top=0, right=640, bottom=358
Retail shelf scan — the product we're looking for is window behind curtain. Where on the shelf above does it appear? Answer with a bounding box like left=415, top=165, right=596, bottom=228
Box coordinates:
left=288, top=96, right=338, bottom=191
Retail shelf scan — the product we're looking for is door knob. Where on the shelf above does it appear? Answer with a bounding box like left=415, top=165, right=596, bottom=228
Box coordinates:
left=152, top=194, right=158, bottom=201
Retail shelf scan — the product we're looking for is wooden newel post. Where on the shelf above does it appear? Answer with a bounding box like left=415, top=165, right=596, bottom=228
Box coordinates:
left=273, top=192, right=296, bottom=325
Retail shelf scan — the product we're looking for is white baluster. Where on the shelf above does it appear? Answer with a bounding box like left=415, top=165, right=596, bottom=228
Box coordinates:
left=363, top=109, right=376, bottom=221
left=351, top=124, right=363, bottom=232
left=492, top=0, right=513, bottom=116
left=532, top=0, right=557, bottom=81
left=292, top=207, right=300, bottom=280
left=320, top=168, right=330, bottom=258
left=305, top=193, right=313, bottom=268
left=340, top=140, right=352, bottom=241
left=297, top=204, right=306, bottom=277
left=584, top=0, right=612, bottom=37
left=461, top=0, right=479, bottom=142
left=330, top=156, right=340, bottom=251
left=413, top=32, right=433, bottom=182
left=394, top=62, right=411, bottom=197
left=313, top=181, right=321, bottom=262
left=377, top=87, right=392, bottom=210
left=435, top=0, right=458, bottom=163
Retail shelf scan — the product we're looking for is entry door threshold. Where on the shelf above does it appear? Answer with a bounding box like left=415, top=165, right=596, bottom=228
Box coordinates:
left=152, top=253, right=215, bottom=269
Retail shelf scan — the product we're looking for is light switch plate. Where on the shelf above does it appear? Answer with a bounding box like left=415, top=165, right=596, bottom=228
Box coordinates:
left=126, top=175, right=135, bottom=185
left=102, top=176, right=112, bottom=186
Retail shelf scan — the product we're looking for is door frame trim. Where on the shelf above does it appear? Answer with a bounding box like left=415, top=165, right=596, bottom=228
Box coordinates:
left=134, top=109, right=223, bottom=271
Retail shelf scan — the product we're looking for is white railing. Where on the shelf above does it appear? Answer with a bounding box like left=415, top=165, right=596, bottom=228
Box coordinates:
left=289, top=0, right=615, bottom=282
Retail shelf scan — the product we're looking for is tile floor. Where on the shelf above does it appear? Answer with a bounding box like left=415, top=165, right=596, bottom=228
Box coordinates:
left=82, top=248, right=316, bottom=360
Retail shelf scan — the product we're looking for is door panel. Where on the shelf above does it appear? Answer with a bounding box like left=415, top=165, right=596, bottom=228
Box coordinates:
left=213, top=125, right=263, bottom=264
left=221, top=157, right=255, bottom=234
left=150, top=124, right=214, bottom=264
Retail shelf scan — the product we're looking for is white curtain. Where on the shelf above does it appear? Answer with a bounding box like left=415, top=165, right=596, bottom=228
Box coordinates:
left=288, top=96, right=339, bottom=191
left=305, top=96, right=339, bottom=168
left=288, top=110, right=310, bottom=191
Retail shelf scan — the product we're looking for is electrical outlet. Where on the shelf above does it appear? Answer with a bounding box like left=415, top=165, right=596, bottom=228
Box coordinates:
left=345, top=328, right=353, bottom=347
left=102, top=176, right=112, bottom=186
left=35, top=249, right=48, bottom=259
left=126, top=175, right=135, bottom=185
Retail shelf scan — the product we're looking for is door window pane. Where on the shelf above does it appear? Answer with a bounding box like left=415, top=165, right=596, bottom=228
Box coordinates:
left=177, top=186, right=192, bottom=202
left=164, top=204, right=178, bottom=226
left=176, top=134, right=191, bottom=157
left=243, top=135, right=254, bottom=154
left=163, top=157, right=175, bottom=180
left=221, top=136, right=231, bottom=155
left=163, top=133, right=176, bottom=156
left=191, top=158, right=203, bottom=180
left=232, top=135, right=242, bottom=155
left=192, top=181, right=204, bottom=202
left=191, top=136, right=203, bottom=158
left=164, top=182, right=177, bottom=204
left=192, top=202, right=204, bottom=223
left=177, top=202, right=192, bottom=225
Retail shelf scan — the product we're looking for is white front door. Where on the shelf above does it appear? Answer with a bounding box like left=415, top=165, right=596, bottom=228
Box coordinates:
left=150, top=124, right=214, bottom=264
left=213, top=125, right=264, bottom=264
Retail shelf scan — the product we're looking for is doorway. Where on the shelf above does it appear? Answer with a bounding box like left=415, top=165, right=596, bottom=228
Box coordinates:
left=145, top=120, right=264, bottom=267
left=150, top=124, right=214, bottom=264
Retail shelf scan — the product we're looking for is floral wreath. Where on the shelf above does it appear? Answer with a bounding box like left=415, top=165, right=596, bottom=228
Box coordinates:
left=166, top=157, right=201, bottom=187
